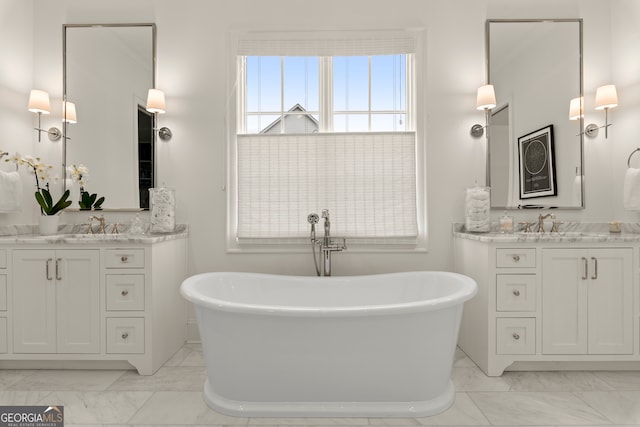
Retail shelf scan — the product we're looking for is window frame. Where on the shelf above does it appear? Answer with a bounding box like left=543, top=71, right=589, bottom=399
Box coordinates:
left=226, top=29, right=427, bottom=253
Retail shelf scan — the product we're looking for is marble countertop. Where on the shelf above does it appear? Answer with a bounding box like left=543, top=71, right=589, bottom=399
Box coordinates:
left=453, top=222, right=640, bottom=243
left=0, top=224, right=188, bottom=245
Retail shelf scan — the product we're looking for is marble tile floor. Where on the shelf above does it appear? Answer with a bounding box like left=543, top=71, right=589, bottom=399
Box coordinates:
left=1, top=344, right=640, bottom=427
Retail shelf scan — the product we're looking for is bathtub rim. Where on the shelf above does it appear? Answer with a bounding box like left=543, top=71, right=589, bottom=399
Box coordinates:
left=202, top=377, right=456, bottom=418
left=181, top=271, right=477, bottom=317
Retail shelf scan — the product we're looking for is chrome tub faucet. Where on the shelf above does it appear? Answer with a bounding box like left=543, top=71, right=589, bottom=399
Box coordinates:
left=308, top=210, right=346, bottom=276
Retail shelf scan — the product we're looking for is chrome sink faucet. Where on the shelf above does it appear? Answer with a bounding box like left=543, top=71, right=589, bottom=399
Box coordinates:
left=88, top=215, right=106, bottom=234
left=537, top=213, right=556, bottom=233
left=308, top=210, right=347, bottom=276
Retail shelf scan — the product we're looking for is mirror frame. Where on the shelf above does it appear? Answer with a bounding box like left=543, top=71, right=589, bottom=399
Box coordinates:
left=485, top=18, right=584, bottom=210
left=62, top=23, right=157, bottom=211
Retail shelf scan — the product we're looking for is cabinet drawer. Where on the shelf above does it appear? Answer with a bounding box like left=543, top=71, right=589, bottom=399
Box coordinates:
left=105, top=249, right=145, bottom=269
left=496, top=248, right=535, bottom=268
left=497, top=318, right=535, bottom=355
left=0, top=249, right=6, bottom=269
left=106, top=318, right=145, bottom=354
left=0, top=275, right=6, bottom=311
left=106, top=275, right=145, bottom=311
left=496, top=275, right=536, bottom=312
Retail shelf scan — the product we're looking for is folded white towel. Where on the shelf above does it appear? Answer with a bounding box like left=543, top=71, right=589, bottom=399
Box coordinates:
left=624, top=168, right=640, bottom=211
left=0, top=169, right=22, bottom=213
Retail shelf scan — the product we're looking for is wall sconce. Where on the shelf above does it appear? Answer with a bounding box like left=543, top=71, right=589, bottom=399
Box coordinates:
left=28, top=89, right=61, bottom=142
left=470, top=84, right=497, bottom=138
left=62, top=101, right=77, bottom=124
left=584, top=84, right=618, bottom=139
left=146, top=89, right=173, bottom=141
left=569, top=96, right=584, bottom=121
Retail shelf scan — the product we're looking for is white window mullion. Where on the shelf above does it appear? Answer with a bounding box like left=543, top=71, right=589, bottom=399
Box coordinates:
left=280, top=56, right=285, bottom=133
left=319, top=56, right=333, bottom=132
left=368, top=56, right=372, bottom=131
left=406, top=54, right=415, bottom=131
left=237, top=56, right=247, bottom=133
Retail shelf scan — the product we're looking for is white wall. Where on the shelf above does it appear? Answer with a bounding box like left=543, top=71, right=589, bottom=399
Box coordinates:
left=1, top=0, right=632, bottom=336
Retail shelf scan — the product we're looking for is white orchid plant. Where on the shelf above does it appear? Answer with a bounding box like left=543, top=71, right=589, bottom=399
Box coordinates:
left=67, top=163, right=89, bottom=188
left=67, top=163, right=104, bottom=210
left=5, top=153, right=71, bottom=215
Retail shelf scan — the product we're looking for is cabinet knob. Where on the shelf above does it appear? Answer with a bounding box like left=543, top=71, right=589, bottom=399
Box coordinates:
left=512, top=333, right=520, bottom=340
left=512, top=255, right=520, bottom=262
left=121, top=256, right=129, bottom=263
left=121, top=289, right=129, bottom=297
left=121, top=332, right=129, bottom=340
left=513, top=290, right=521, bottom=297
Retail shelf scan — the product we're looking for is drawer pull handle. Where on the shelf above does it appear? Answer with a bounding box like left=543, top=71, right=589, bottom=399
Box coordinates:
left=512, top=333, right=520, bottom=340
left=512, top=255, right=520, bottom=262
left=121, top=256, right=129, bottom=263
left=513, top=290, right=520, bottom=297
left=121, top=290, right=129, bottom=296
left=55, top=258, right=62, bottom=281
left=46, top=258, right=53, bottom=281
left=581, top=257, right=588, bottom=280
left=121, top=332, right=129, bottom=340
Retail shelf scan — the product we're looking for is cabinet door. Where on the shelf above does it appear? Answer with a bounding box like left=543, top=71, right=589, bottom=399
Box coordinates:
left=542, top=249, right=588, bottom=354
left=56, top=249, right=100, bottom=353
left=587, top=248, right=633, bottom=354
left=13, top=250, right=57, bottom=353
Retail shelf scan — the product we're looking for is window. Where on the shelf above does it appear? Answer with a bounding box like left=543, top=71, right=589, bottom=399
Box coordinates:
left=242, top=54, right=407, bottom=134
left=230, top=30, right=424, bottom=248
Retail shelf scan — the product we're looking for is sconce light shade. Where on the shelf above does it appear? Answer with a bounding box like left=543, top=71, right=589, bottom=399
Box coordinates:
left=569, top=97, right=584, bottom=121
left=146, top=88, right=172, bottom=141
left=585, top=84, right=619, bottom=139
left=28, top=89, right=61, bottom=142
left=595, top=84, right=618, bottom=110
left=476, top=84, right=497, bottom=110
left=27, top=89, right=51, bottom=114
left=62, top=101, right=77, bottom=124
left=146, top=89, right=166, bottom=114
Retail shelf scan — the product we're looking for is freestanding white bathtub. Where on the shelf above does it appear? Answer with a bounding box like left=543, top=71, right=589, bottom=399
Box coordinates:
left=180, top=271, right=477, bottom=418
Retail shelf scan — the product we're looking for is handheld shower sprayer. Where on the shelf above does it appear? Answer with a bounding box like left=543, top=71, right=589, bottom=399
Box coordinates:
left=307, top=213, right=319, bottom=239
left=307, top=213, right=319, bottom=224
left=307, top=213, right=321, bottom=276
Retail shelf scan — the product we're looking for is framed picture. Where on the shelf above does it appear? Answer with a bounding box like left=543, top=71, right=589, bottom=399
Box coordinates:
left=518, top=124, right=556, bottom=199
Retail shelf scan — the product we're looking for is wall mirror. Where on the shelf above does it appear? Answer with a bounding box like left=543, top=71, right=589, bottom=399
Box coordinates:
left=63, top=23, right=156, bottom=210
left=487, top=19, right=584, bottom=209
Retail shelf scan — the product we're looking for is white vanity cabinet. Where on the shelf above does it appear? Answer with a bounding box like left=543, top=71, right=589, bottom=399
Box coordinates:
left=542, top=248, right=633, bottom=355
left=12, top=249, right=100, bottom=354
left=0, top=231, right=187, bottom=375
left=454, top=232, right=639, bottom=376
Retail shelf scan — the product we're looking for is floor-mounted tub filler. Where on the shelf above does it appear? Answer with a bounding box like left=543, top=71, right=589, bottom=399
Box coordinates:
left=180, top=271, right=477, bottom=418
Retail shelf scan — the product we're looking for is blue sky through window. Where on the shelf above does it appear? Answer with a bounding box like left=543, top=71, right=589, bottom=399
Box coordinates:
left=245, top=54, right=407, bottom=133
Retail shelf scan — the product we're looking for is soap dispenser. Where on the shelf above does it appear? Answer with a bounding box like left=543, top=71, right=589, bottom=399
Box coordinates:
left=499, top=211, right=513, bottom=233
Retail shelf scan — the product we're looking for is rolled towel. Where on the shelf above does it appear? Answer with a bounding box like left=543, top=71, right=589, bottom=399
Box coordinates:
left=465, top=199, right=487, bottom=209
left=0, top=169, right=22, bottom=213
left=624, top=168, right=640, bottom=211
